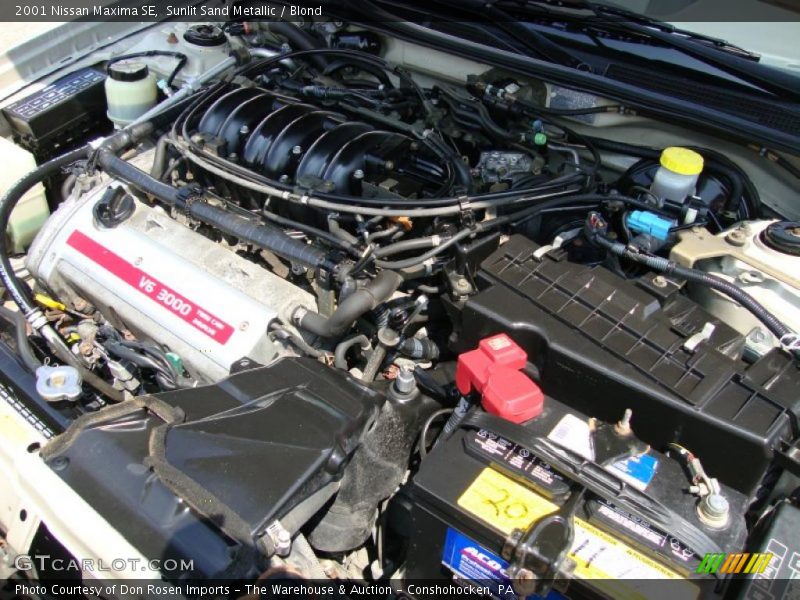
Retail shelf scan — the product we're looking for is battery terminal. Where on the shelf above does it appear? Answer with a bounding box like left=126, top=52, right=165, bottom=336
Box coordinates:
left=670, top=443, right=730, bottom=528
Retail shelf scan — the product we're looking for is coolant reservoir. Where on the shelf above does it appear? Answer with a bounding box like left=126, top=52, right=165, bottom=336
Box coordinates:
left=0, top=136, right=48, bottom=253
left=651, top=146, right=704, bottom=203
left=105, top=61, right=158, bottom=128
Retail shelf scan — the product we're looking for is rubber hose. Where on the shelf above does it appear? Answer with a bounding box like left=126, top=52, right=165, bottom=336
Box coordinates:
left=323, top=58, right=393, bottom=88
left=270, top=326, right=325, bottom=359
left=398, top=337, right=439, bottom=361
left=188, top=203, right=334, bottom=271
left=105, top=341, right=177, bottom=389
left=150, top=134, right=170, bottom=180
left=0, top=307, right=41, bottom=372
left=596, top=236, right=792, bottom=341
left=374, top=235, right=446, bottom=258
left=61, top=174, right=77, bottom=201
left=334, top=334, right=372, bottom=370
left=297, top=271, right=403, bottom=338
left=96, top=148, right=182, bottom=205
left=361, top=344, right=386, bottom=382
left=266, top=22, right=327, bottom=71
left=374, top=228, right=474, bottom=270
left=262, top=210, right=356, bottom=253
left=97, top=150, right=334, bottom=271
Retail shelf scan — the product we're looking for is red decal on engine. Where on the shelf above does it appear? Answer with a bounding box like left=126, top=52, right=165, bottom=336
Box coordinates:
left=66, top=230, right=234, bottom=344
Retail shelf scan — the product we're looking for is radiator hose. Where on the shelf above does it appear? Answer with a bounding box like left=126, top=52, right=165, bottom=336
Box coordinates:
left=293, top=271, right=403, bottom=339
left=0, top=146, right=90, bottom=314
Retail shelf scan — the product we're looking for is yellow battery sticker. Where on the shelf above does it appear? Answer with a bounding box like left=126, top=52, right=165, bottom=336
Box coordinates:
left=457, top=468, right=699, bottom=600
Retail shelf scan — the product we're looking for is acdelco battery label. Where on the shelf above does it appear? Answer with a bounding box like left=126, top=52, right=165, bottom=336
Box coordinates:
left=441, top=528, right=564, bottom=600
left=458, top=468, right=699, bottom=600
left=67, top=230, right=234, bottom=344
left=607, top=454, right=658, bottom=492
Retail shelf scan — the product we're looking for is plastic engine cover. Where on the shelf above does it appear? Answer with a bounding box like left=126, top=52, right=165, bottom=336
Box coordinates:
left=460, top=235, right=800, bottom=496
left=40, top=358, right=382, bottom=576
left=26, top=183, right=315, bottom=381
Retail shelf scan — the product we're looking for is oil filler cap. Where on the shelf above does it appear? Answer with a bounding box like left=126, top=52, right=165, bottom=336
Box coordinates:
left=456, top=333, right=544, bottom=423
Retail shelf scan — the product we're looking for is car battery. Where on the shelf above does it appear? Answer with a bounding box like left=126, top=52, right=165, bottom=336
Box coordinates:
left=404, top=336, right=750, bottom=600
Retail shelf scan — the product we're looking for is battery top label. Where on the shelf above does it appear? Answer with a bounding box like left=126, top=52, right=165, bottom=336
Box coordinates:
left=457, top=468, right=698, bottom=599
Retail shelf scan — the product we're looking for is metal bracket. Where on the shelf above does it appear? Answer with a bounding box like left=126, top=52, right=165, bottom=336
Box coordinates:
left=501, top=488, right=584, bottom=597
left=457, top=195, right=476, bottom=229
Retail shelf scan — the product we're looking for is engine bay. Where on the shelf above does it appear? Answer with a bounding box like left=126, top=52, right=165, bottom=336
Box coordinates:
left=1, top=17, right=800, bottom=599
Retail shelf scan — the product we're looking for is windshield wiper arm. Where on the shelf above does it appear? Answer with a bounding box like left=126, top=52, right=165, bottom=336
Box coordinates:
left=429, top=0, right=588, bottom=69
left=504, top=0, right=800, bottom=99
left=576, top=2, right=760, bottom=59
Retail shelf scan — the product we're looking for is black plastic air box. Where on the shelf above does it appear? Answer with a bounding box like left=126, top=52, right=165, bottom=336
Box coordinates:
left=458, top=235, right=800, bottom=496
left=41, top=357, right=381, bottom=578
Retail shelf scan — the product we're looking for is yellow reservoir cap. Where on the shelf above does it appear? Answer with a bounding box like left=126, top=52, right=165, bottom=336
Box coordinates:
left=660, top=147, right=704, bottom=176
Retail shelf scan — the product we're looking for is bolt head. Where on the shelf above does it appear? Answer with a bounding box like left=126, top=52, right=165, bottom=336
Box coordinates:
left=698, top=493, right=730, bottom=528
left=513, top=568, right=537, bottom=596
left=394, top=365, right=416, bottom=395
left=726, top=230, right=747, bottom=246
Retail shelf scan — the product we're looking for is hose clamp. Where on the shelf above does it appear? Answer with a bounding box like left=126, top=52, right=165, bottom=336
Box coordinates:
left=24, top=308, right=48, bottom=331
left=457, top=195, right=475, bottom=228
left=175, top=184, right=204, bottom=208
left=780, top=332, right=800, bottom=354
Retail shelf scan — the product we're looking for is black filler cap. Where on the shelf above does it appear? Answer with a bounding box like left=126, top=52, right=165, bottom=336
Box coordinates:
left=183, top=24, right=227, bottom=47
left=108, top=61, right=150, bottom=82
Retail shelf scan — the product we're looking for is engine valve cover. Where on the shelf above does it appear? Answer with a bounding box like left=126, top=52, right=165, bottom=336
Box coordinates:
left=27, top=183, right=315, bottom=381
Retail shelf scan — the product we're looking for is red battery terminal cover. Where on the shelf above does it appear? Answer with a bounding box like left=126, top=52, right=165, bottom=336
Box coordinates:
left=455, top=333, right=544, bottom=424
